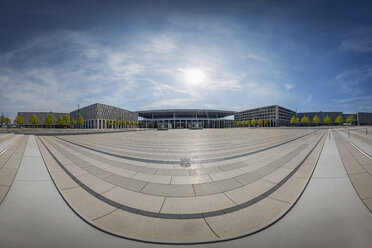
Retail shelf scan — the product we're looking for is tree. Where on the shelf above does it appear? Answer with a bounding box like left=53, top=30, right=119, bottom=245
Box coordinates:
left=126, top=120, right=130, bottom=128
left=14, top=115, right=25, bottom=127
left=45, top=113, right=56, bottom=127
left=114, top=119, right=120, bottom=128
left=234, top=120, right=237, bottom=127
left=264, top=119, right=269, bottom=127
left=251, top=119, right=257, bottom=126
left=3, top=117, right=11, bottom=127
left=63, top=114, right=70, bottom=127
left=0, top=114, right=10, bottom=127
left=77, top=115, right=84, bottom=128
left=121, top=120, right=125, bottom=128
left=290, top=115, right=296, bottom=125
left=296, top=117, right=300, bottom=125
left=335, top=115, right=344, bottom=125
left=313, top=115, right=321, bottom=126
left=346, top=115, right=355, bottom=125
left=70, top=117, right=77, bottom=127
left=301, top=116, right=311, bottom=126
left=324, top=115, right=332, bottom=125
left=29, top=114, right=39, bottom=125
left=257, top=118, right=263, bottom=127
left=0, top=114, right=5, bottom=127
left=57, top=116, right=65, bottom=126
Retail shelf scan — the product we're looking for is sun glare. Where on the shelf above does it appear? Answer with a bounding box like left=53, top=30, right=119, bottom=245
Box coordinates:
left=185, top=69, right=206, bottom=85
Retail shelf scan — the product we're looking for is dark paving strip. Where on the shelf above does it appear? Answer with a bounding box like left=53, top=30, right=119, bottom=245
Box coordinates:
left=56, top=130, right=319, bottom=165
left=40, top=132, right=325, bottom=219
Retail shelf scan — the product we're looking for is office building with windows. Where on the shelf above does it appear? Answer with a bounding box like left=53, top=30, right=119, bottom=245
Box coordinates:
left=70, top=103, right=138, bottom=129
left=234, top=105, right=296, bottom=127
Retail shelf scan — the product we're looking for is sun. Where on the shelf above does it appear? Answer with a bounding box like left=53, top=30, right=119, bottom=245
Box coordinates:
left=185, top=69, right=206, bottom=85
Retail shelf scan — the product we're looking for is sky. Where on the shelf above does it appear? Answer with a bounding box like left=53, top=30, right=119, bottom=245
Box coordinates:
left=1, top=0, right=372, bottom=119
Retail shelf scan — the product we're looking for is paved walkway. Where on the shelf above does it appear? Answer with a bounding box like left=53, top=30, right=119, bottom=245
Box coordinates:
left=0, top=134, right=19, bottom=154
left=338, top=130, right=372, bottom=157
left=0, top=133, right=371, bottom=247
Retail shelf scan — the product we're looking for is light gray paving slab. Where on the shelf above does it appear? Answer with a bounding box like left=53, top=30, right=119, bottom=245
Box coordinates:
left=132, top=172, right=171, bottom=184
left=0, top=135, right=19, bottom=155
left=102, top=186, right=164, bottom=212
left=104, top=174, right=146, bottom=192
left=193, top=178, right=243, bottom=196
left=140, top=183, right=195, bottom=197
left=160, top=193, right=236, bottom=214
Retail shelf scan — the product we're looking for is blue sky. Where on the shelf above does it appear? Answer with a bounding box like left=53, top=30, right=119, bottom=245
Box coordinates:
left=1, top=0, right=372, bottom=119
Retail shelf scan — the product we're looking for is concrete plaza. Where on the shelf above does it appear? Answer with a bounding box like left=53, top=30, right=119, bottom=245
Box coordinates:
left=0, top=128, right=371, bottom=247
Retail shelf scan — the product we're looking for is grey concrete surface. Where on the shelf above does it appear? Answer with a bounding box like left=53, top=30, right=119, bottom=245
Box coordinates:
left=0, top=132, right=371, bottom=248
left=338, top=130, right=372, bottom=157
left=0, top=135, right=19, bottom=154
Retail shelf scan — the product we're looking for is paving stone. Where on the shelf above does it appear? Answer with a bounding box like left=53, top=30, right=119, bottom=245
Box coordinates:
left=127, top=165, right=157, bottom=175
left=105, top=166, right=136, bottom=177
left=193, top=178, right=242, bottom=196
left=209, top=168, right=245, bottom=181
left=269, top=176, right=307, bottom=203
left=219, top=161, right=248, bottom=172
left=362, top=164, right=372, bottom=174
left=349, top=173, right=372, bottom=199
left=160, top=193, right=236, bottom=214
left=132, top=172, right=171, bottom=184
left=76, top=173, right=115, bottom=194
left=50, top=170, right=79, bottom=190
left=225, top=179, right=275, bottom=205
left=189, top=166, right=222, bottom=176
left=141, top=183, right=195, bottom=197
left=62, top=186, right=117, bottom=220
left=64, top=163, right=90, bottom=177
left=2, top=157, right=22, bottom=169
left=342, top=160, right=366, bottom=175
left=0, top=168, right=17, bottom=186
left=84, top=165, right=113, bottom=178
left=234, top=166, right=271, bottom=185
left=156, top=168, right=189, bottom=176
left=0, top=185, right=9, bottom=203
left=94, top=209, right=217, bottom=241
left=104, top=174, right=146, bottom=192
left=262, top=167, right=292, bottom=184
left=206, top=197, right=289, bottom=238
left=171, top=175, right=212, bottom=184
left=239, top=161, right=266, bottom=173
left=146, top=163, right=174, bottom=169
left=363, top=198, right=372, bottom=212
left=293, top=161, right=315, bottom=178
left=102, top=186, right=164, bottom=212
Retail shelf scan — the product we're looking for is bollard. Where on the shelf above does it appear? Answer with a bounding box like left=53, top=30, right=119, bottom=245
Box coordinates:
left=348, top=130, right=350, bottom=138
left=367, top=128, right=368, bottom=136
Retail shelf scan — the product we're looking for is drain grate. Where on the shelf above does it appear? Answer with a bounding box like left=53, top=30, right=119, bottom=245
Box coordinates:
left=180, top=158, right=191, bottom=167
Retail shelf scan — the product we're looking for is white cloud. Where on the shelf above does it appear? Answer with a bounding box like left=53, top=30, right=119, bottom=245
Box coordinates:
left=285, top=83, right=293, bottom=90
left=340, top=27, right=372, bottom=53
left=241, top=54, right=270, bottom=63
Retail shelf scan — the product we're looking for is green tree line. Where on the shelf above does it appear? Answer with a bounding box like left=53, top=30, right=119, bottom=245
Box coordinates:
left=290, top=114, right=354, bottom=126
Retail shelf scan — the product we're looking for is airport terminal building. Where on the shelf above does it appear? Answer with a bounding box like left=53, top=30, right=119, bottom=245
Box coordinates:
left=16, top=103, right=372, bottom=129
left=70, top=103, right=138, bottom=129
left=137, top=109, right=235, bottom=129
left=234, top=105, right=296, bottom=127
